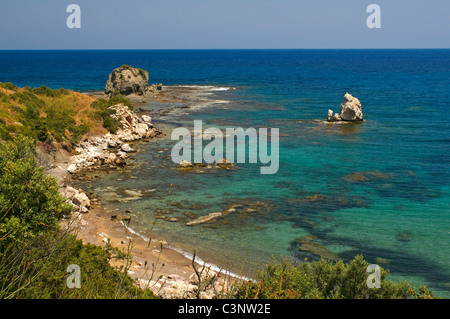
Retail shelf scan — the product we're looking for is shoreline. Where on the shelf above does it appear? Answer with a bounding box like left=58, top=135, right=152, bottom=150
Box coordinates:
left=55, top=85, right=248, bottom=298
left=119, top=220, right=255, bottom=282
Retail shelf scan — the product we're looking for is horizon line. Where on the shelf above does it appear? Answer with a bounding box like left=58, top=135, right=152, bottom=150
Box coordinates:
left=0, top=48, right=449, bottom=51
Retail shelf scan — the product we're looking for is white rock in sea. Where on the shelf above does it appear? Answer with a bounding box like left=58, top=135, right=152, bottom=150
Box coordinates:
left=134, top=123, right=149, bottom=138
left=340, top=93, right=363, bottom=121
left=327, top=93, right=363, bottom=122
left=327, top=109, right=334, bottom=122
left=177, top=160, right=194, bottom=169
left=141, top=115, right=152, bottom=123
left=333, top=113, right=342, bottom=121
left=121, top=143, right=136, bottom=153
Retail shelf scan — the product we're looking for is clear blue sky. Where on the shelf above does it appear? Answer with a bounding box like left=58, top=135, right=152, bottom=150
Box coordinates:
left=0, top=0, right=449, bottom=49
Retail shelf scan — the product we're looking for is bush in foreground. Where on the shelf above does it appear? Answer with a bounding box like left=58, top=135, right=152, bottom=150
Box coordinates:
left=235, top=256, right=436, bottom=299
left=0, top=136, right=71, bottom=248
left=0, top=231, right=156, bottom=299
left=0, top=136, right=156, bottom=299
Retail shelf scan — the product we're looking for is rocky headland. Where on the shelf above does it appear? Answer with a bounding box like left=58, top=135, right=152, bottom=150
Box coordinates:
left=66, top=103, right=160, bottom=176
left=105, top=64, right=162, bottom=98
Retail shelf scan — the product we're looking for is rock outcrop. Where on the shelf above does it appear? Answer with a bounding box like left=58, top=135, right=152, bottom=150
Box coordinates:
left=64, top=186, right=91, bottom=213
left=105, top=65, right=162, bottom=97
left=340, top=93, right=363, bottom=121
left=66, top=103, right=161, bottom=175
left=327, top=93, right=363, bottom=122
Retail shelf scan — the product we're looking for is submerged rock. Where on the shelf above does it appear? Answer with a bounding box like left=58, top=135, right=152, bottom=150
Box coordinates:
left=292, top=235, right=339, bottom=260
left=186, top=212, right=223, bottom=226
left=396, top=231, right=414, bottom=242
left=375, top=257, right=391, bottom=265
left=345, top=172, right=370, bottom=182
left=184, top=201, right=272, bottom=227
left=299, top=242, right=339, bottom=260
left=345, top=170, right=394, bottom=183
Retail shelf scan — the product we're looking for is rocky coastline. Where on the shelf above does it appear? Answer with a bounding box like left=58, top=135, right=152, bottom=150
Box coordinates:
left=327, top=93, right=364, bottom=122
left=46, top=81, right=242, bottom=298
left=40, top=75, right=369, bottom=298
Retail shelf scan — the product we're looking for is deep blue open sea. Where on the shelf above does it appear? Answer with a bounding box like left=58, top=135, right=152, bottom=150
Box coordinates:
left=1, top=50, right=449, bottom=297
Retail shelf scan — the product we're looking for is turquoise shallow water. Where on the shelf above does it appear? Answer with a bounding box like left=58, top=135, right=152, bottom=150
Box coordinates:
left=1, top=49, right=449, bottom=296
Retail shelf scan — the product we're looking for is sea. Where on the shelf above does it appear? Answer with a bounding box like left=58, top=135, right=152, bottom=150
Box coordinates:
left=0, top=49, right=449, bottom=297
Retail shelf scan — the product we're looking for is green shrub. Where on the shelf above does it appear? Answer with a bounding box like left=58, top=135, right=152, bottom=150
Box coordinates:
left=109, top=94, right=133, bottom=109
left=0, top=125, right=12, bottom=141
left=10, top=91, right=44, bottom=109
left=91, top=94, right=132, bottom=133
left=6, top=98, right=88, bottom=144
left=0, top=136, right=72, bottom=247
left=235, top=256, right=436, bottom=299
left=0, top=92, right=10, bottom=103
left=119, top=65, right=148, bottom=79
left=0, top=82, right=18, bottom=91
left=100, top=112, right=119, bottom=134
left=0, top=231, right=157, bottom=299
left=136, top=68, right=148, bottom=78
left=0, top=136, right=157, bottom=299
left=32, top=85, right=70, bottom=98
left=24, top=101, right=41, bottom=120
left=5, top=123, right=23, bottom=133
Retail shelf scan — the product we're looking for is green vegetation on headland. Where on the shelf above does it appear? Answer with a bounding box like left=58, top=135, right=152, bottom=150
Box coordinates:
left=0, top=82, right=439, bottom=299
left=91, top=94, right=133, bottom=134
left=120, top=64, right=148, bottom=78
left=0, top=82, right=131, bottom=150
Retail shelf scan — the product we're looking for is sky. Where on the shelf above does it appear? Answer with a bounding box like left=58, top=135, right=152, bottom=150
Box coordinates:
left=0, top=0, right=449, bottom=49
